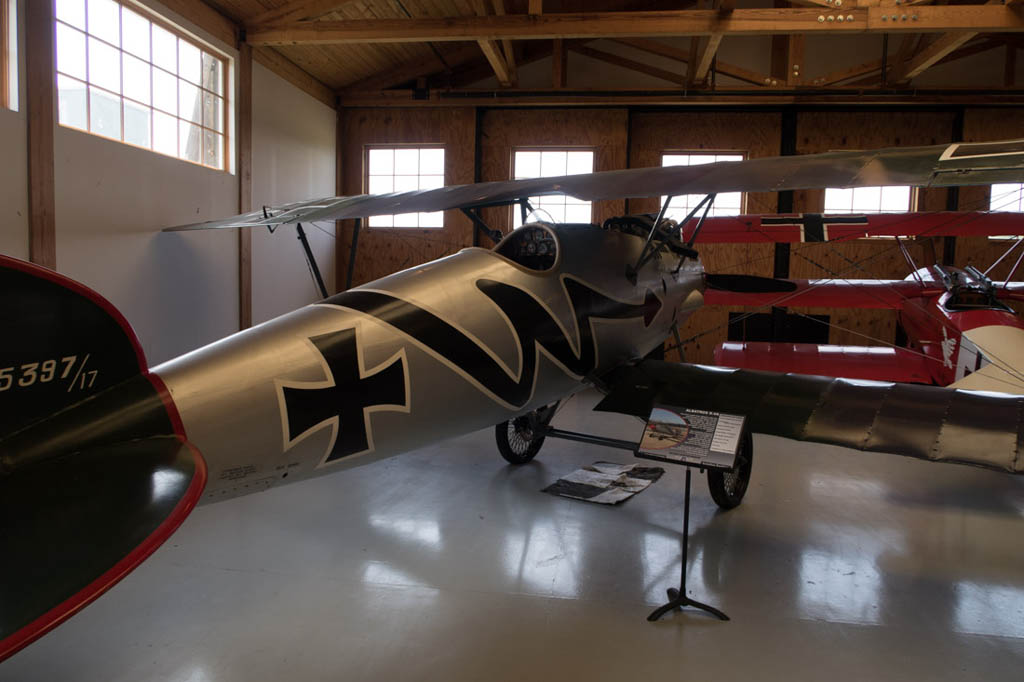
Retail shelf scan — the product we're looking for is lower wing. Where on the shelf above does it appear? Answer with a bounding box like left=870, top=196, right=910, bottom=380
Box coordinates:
left=596, top=361, right=1023, bottom=475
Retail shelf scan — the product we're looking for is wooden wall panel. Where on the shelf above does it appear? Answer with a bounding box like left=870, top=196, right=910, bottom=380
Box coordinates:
left=478, top=109, right=629, bottom=232
left=791, top=110, right=958, bottom=350
left=336, top=108, right=476, bottom=287
left=630, top=111, right=782, bottom=364
left=959, top=109, right=1024, bottom=282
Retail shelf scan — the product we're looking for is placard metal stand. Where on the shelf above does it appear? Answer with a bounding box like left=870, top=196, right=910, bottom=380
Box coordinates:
left=646, top=464, right=729, bottom=622
left=636, top=406, right=745, bottom=622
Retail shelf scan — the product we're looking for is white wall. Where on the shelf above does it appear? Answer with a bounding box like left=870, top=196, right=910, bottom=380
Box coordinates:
left=0, top=1, right=338, bottom=366
left=53, top=1, right=241, bottom=365
left=0, top=0, right=27, bottom=260
left=251, top=62, right=337, bottom=325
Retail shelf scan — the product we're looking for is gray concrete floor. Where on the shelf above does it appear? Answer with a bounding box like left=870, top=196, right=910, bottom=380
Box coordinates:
left=6, top=395, right=1024, bottom=681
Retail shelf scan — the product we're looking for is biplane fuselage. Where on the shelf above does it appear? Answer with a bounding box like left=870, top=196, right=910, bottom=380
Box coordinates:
left=153, top=223, right=704, bottom=502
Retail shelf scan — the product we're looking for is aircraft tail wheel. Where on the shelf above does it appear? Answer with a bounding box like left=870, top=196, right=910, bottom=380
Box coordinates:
left=707, top=430, right=753, bottom=510
left=495, top=410, right=549, bottom=465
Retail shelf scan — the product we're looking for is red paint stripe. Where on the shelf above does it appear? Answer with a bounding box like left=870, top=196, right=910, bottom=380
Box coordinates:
left=0, top=254, right=149, bottom=371
left=0, top=439, right=207, bottom=663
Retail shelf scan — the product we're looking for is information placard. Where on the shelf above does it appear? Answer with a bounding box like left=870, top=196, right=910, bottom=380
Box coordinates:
left=636, top=406, right=745, bottom=469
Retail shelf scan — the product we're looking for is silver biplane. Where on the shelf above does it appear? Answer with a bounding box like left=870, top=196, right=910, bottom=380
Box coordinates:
left=3, top=139, right=1024, bottom=660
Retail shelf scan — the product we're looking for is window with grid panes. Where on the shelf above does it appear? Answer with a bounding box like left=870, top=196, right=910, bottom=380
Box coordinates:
left=661, top=153, right=745, bottom=221
left=987, top=183, right=1024, bottom=240
left=365, top=146, right=445, bottom=228
left=990, top=183, right=1024, bottom=213
left=823, top=186, right=914, bottom=214
left=512, top=149, right=594, bottom=228
left=54, top=0, right=228, bottom=170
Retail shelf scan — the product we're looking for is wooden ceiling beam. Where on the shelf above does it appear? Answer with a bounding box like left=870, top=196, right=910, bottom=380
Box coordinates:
left=890, top=32, right=980, bottom=81
left=248, top=6, right=1024, bottom=46
left=343, top=45, right=483, bottom=91
left=553, top=38, right=567, bottom=87
left=689, top=0, right=734, bottom=84
left=888, top=0, right=1002, bottom=81
left=246, top=1, right=357, bottom=28
left=610, top=37, right=770, bottom=85
left=338, top=86, right=1024, bottom=108
left=810, top=57, right=884, bottom=86
left=570, top=44, right=687, bottom=85
left=491, top=0, right=518, bottom=84
left=477, top=39, right=514, bottom=85
left=471, top=0, right=514, bottom=86
left=251, top=47, right=338, bottom=107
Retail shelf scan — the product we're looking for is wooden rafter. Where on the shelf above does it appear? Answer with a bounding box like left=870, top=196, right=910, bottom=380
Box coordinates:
left=339, top=87, right=1024, bottom=108
left=891, top=32, right=980, bottom=81
left=888, top=0, right=1001, bottom=82
left=343, top=45, right=483, bottom=91
left=471, top=0, right=513, bottom=86
left=811, top=57, right=885, bottom=86
left=689, top=0, right=734, bottom=84
left=251, top=47, right=337, bottom=107
left=553, top=38, right=567, bottom=87
left=247, top=1, right=355, bottom=28
left=571, top=44, right=687, bottom=85
left=248, top=7, right=1024, bottom=46
left=610, top=37, right=770, bottom=86
left=491, top=0, right=518, bottom=84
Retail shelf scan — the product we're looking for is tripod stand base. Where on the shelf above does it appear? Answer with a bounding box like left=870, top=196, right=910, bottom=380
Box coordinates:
left=647, top=588, right=730, bottom=622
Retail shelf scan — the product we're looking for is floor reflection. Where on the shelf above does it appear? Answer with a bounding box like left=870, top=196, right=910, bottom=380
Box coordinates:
left=954, top=582, right=1024, bottom=638
left=798, top=549, right=883, bottom=625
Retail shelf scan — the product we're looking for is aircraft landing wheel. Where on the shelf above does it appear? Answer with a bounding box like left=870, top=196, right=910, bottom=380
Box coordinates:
left=495, top=412, right=547, bottom=465
left=707, top=430, right=753, bottom=510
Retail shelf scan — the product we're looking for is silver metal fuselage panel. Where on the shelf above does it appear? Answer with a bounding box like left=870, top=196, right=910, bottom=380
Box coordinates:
left=154, top=225, right=704, bottom=503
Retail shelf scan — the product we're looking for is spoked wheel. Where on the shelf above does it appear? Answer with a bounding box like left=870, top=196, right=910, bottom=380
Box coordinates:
left=495, top=407, right=552, bottom=465
left=707, top=430, right=753, bottom=510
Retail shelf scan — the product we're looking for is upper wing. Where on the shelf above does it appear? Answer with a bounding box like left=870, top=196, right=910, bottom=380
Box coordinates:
left=166, top=139, right=1024, bottom=231
left=596, top=360, right=1024, bottom=475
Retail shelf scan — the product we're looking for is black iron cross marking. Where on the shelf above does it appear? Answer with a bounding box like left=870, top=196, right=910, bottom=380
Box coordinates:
left=762, top=214, right=868, bottom=242
left=281, top=328, right=406, bottom=463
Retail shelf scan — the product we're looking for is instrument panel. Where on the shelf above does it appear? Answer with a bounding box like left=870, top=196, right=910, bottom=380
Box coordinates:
left=495, top=224, right=559, bottom=271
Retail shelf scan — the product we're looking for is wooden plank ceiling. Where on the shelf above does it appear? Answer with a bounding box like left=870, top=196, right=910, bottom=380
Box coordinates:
left=198, top=0, right=1024, bottom=105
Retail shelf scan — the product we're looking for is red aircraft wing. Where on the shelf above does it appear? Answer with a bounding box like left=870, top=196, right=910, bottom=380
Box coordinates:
left=714, top=342, right=935, bottom=384
left=683, top=212, right=1024, bottom=244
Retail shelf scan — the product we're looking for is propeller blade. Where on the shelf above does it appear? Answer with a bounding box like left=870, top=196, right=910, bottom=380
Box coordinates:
left=704, top=274, right=798, bottom=294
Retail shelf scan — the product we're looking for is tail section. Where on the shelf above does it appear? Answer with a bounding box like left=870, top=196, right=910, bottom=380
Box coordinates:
left=0, top=255, right=206, bottom=662
left=0, top=255, right=148, bottom=440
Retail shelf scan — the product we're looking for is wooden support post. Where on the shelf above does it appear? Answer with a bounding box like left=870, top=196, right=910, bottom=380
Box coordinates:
left=238, top=42, right=253, bottom=329
left=553, top=37, right=567, bottom=87
left=787, top=34, right=804, bottom=85
left=26, top=0, right=56, bottom=269
left=529, top=0, right=542, bottom=15
left=1007, top=45, right=1017, bottom=86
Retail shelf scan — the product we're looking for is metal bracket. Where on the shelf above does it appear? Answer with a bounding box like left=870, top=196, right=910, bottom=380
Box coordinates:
left=519, top=198, right=535, bottom=226
left=461, top=208, right=503, bottom=244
